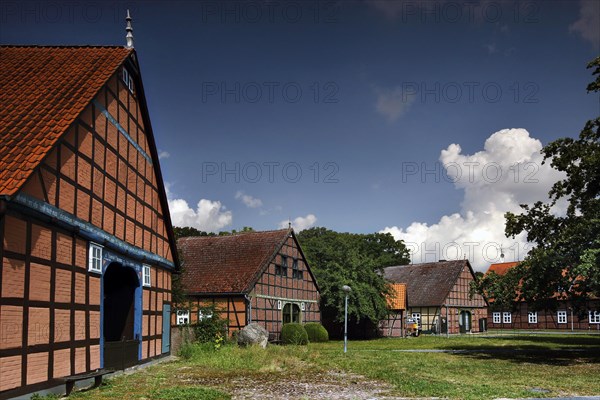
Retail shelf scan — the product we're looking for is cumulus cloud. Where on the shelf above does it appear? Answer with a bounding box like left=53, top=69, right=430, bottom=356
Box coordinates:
left=381, top=128, right=566, bottom=271
left=279, top=214, right=318, bottom=231
left=235, top=191, right=263, bottom=208
left=374, top=86, right=416, bottom=122
left=166, top=184, right=232, bottom=232
left=569, top=0, right=600, bottom=49
left=158, top=150, right=170, bottom=160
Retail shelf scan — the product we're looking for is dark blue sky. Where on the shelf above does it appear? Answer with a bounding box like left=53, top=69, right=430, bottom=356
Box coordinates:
left=2, top=0, right=598, bottom=239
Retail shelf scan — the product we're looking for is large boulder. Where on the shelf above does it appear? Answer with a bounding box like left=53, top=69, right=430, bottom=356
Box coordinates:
left=237, top=323, right=269, bottom=348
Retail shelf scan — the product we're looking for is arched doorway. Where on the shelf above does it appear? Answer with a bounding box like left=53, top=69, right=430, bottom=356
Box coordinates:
left=282, top=303, right=301, bottom=324
left=103, top=263, right=140, bottom=369
left=459, top=310, right=472, bottom=334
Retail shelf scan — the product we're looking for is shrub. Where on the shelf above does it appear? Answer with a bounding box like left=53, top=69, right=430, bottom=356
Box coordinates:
left=304, top=322, right=329, bottom=342
left=280, top=323, right=309, bottom=345
left=178, top=342, right=195, bottom=360
left=193, top=305, right=228, bottom=344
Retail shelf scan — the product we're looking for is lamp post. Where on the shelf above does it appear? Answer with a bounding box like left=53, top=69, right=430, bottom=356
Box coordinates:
left=342, top=285, right=351, bottom=354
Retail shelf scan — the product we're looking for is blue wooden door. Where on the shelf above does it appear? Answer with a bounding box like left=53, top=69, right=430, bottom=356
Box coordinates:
left=162, top=304, right=171, bottom=353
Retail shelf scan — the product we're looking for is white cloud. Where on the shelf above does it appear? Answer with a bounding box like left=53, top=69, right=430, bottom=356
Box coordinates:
left=569, top=0, right=600, bottom=49
left=158, top=150, right=170, bottom=160
left=374, top=86, right=416, bottom=122
left=484, top=43, right=497, bottom=55
left=381, top=128, right=566, bottom=271
left=166, top=184, right=232, bottom=232
left=279, top=214, right=318, bottom=231
left=235, top=191, right=263, bottom=208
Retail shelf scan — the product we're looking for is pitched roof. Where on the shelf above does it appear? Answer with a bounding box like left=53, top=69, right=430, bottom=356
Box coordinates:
left=383, top=260, right=470, bottom=307
left=0, top=45, right=132, bottom=196
left=386, top=283, right=407, bottom=310
left=486, top=261, right=519, bottom=276
left=178, top=229, right=292, bottom=294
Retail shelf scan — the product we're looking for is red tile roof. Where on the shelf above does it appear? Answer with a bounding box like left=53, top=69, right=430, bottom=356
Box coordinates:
left=386, top=283, right=407, bottom=310
left=0, top=45, right=132, bottom=196
left=178, top=229, right=292, bottom=294
left=486, top=261, right=519, bottom=276
left=384, top=260, right=472, bottom=307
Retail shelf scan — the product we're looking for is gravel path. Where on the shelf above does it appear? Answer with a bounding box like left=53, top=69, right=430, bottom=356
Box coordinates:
left=179, top=368, right=407, bottom=399
left=230, top=371, right=404, bottom=400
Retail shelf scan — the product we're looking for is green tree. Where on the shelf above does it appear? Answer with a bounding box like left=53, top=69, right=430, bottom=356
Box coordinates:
left=173, top=226, right=215, bottom=240
left=297, top=228, right=410, bottom=330
left=479, top=57, right=600, bottom=313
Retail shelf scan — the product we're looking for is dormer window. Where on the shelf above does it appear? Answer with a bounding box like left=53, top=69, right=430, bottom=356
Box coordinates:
left=122, top=67, right=134, bottom=93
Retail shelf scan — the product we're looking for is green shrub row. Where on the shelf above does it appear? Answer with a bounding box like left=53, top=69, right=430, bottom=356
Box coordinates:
left=280, top=322, right=329, bottom=345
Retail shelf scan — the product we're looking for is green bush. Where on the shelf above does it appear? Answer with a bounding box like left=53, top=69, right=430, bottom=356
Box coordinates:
left=280, top=323, right=309, bottom=345
left=178, top=342, right=195, bottom=360
left=304, top=322, right=329, bottom=342
left=193, top=305, right=228, bottom=344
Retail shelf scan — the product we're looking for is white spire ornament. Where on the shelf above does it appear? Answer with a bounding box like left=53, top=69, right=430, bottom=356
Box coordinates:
left=125, top=9, right=134, bottom=48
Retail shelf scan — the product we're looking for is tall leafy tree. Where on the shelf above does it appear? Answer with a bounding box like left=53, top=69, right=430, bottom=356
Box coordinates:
left=298, top=228, right=410, bottom=330
left=479, top=57, right=600, bottom=312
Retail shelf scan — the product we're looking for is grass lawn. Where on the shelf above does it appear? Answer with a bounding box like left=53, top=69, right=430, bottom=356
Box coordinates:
left=65, top=333, right=600, bottom=400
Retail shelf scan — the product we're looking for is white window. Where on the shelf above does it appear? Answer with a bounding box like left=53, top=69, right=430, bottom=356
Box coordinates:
left=142, top=264, right=151, bottom=287
left=412, top=313, right=421, bottom=323
left=557, top=310, right=567, bottom=324
left=122, top=67, right=134, bottom=93
left=492, top=312, right=501, bottom=324
left=528, top=312, right=538, bottom=324
left=589, top=311, right=600, bottom=324
left=88, top=243, right=103, bottom=273
left=198, top=310, right=213, bottom=322
left=176, top=310, right=190, bottom=325
left=503, top=312, right=512, bottom=324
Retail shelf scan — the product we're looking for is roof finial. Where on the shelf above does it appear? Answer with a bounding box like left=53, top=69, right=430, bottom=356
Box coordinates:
left=288, top=219, right=292, bottom=229
left=125, top=9, right=134, bottom=48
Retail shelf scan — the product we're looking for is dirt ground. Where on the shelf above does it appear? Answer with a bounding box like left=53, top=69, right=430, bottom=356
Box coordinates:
left=177, top=367, right=406, bottom=399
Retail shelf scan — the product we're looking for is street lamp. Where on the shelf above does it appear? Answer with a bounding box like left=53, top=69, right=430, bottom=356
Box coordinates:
left=342, top=285, right=352, bottom=353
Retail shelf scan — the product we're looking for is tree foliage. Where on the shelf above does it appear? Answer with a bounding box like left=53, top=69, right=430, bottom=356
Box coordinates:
left=477, top=57, right=600, bottom=312
left=173, top=226, right=255, bottom=240
left=297, top=227, right=410, bottom=325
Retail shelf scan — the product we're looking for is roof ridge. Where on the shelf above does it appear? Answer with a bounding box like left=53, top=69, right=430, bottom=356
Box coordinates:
left=179, top=228, right=289, bottom=240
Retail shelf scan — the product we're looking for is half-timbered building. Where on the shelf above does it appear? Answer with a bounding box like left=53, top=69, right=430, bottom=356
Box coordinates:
left=486, top=262, right=600, bottom=331
left=177, top=229, right=320, bottom=340
left=0, top=44, right=177, bottom=398
left=379, top=283, right=407, bottom=337
left=384, top=260, right=487, bottom=335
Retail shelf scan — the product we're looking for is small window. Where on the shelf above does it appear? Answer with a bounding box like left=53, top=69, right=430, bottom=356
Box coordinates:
left=528, top=311, right=538, bottom=324
left=292, top=258, right=303, bottom=279
left=88, top=243, right=103, bottom=273
left=122, top=67, right=134, bottom=93
left=589, top=311, right=600, bottom=324
left=492, top=312, right=501, bottom=324
left=198, top=309, right=213, bottom=322
left=143, top=264, right=151, bottom=287
left=503, top=312, right=512, bottom=324
left=411, top=313, right=421, bottom=323
left=176, top=310, right=190, bottom=325
left=557, top=310, right=567, bottom=324
left=276, top=255, right=288, bottom=277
